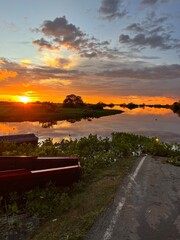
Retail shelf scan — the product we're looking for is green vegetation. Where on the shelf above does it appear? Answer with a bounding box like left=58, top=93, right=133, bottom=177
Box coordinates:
left=0, top=133, right=180, bottom=239
left=0, top=102, right=122, bottom=122
left=167, top=155, right=180, bottom=166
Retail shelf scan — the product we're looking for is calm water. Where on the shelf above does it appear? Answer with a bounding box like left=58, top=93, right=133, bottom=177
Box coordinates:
left=0, top=107, right=180, bottom=143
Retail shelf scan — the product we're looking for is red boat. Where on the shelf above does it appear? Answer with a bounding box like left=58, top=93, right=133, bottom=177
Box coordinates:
left=0, top=156, right=82, bottom=194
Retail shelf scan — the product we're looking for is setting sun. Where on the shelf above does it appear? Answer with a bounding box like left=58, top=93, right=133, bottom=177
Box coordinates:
left=18, top=96, right=30, bottom=104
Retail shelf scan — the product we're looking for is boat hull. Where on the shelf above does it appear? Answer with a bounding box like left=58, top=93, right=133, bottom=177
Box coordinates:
left=0, top=156, right=82, bottom=194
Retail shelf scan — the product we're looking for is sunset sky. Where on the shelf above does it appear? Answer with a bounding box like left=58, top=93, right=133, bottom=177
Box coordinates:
left=0, top=0, right=180, bottom=104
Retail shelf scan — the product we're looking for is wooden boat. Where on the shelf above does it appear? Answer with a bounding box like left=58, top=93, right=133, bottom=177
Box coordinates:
left=0, top=156, right=82, bottom=194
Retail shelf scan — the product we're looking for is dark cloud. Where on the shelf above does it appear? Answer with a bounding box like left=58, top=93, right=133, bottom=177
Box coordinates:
left=125, top=12, right=169, bottom=33
left=125, top=23, right=144, bottom=32
left=33, top=16, right=117, bottom=59
left=34, top=16, right=86, bottom=51
left=120, top=12, right=180, bottom=51
left=40, top=16, right=84, bottom=39
left=97, top=64, right=180, bottom=80
left=119, top=33, right=173, bottom=50
left=99, top=0, right=126, bottom=20
left=33, top=38, right=58, bottom=50
left=119, top=34, right=130, bottom=43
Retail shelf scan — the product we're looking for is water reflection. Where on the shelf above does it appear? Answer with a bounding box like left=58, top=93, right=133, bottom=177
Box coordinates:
left=106, top=105, right=173, bottom=115
left=0, top=107, right=179, bottom=143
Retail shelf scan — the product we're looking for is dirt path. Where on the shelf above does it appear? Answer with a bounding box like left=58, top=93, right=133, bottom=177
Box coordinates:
left=86, top=155, right=180, bottom=240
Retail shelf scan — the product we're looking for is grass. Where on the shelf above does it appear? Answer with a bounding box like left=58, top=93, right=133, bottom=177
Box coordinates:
left=167, top=156, right=180, bottom=166
left=31, top=157, right=135, bottom=240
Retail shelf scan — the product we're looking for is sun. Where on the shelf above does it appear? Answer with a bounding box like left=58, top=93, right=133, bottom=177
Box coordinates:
left=18, top=96, right=30, bottom=104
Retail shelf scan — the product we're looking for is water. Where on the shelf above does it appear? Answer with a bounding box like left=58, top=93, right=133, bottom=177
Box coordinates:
left=0, top=107, right=179, bottom=143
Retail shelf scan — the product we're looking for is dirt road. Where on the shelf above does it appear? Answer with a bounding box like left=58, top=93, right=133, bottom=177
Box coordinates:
left=86, top=155, right=180, bottom=240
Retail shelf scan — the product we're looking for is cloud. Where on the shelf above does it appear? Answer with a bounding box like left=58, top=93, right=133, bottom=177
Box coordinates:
left=0, top=69, right=17, bottom=81
left=33, top=16, right=116, bottom=59
left=40, top=16, right=84, bottom=39
left=80, top=51, right=98, bottom=58
left=141, top=0, right=168, bottom=6
left=33, top=38, right=58, bottom=51
left=99, top=0, right=126, bottom=20
left=39, top=78, right=72, bottom=87
left=91, top=64, right=180, bottom=97
left=21, top=59, right=32, bottom=65
left=21, top=91, right=39, bottom=98
left=125, top=23, right=144, bottom=33
left=142, top=0, right=159, bottom=5
left=0, top=57, right=85, bottom=83
left=119, top=33, right=173, bottom=50
left=120, top=12, right=180, bottom=51
left=34, top=16, right=86, bottom=51
left=1, top=57, right=179, bottom=99
left=0, top=59, right=6, bottom=65
left=43, top=57, right=72, bottom=68
left=97, top=64, right=180, bottom=80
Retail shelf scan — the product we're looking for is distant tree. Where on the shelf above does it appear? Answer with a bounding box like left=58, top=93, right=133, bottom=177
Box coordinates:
left=42, top=101, right=58, bottom=112
left=171, top=101, right=180, bottom=113
left=139, top=103, right=145, bottom=108
left=62, top=94, right=85, bottom=108
left=127, top=102, right=138, bottom=110
left=119, top=103, right=127, bottom=108
left=108, top=103, right=114, bottom=108
left=90, top=102, right=104, bottom=110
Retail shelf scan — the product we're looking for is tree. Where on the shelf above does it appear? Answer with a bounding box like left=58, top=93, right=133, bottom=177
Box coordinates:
left=171, top=101, right=180, bottom=113
left=127, top=102, right=138, bottom=110
left=62, top=94, right=85, bottom=108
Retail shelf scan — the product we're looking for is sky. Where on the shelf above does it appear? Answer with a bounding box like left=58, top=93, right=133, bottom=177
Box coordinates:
left=0, top=0, right=180, bottom=104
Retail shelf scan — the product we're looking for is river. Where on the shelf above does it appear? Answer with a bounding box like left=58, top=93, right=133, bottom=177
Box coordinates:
left=0, top=107, right=179, bottom=143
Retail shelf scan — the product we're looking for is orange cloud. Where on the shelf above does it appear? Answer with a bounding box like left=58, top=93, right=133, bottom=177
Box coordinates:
left=0, top=59, right=5, bottom=65
left=0, top=69, right=17, bottom=80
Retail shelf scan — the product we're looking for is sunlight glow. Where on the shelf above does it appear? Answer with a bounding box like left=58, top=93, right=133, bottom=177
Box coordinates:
left=18, top=96, right=30, bottom=104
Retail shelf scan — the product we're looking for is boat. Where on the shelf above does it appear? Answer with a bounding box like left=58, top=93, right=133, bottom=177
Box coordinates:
left=0, top=156, right=82, bottom=194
